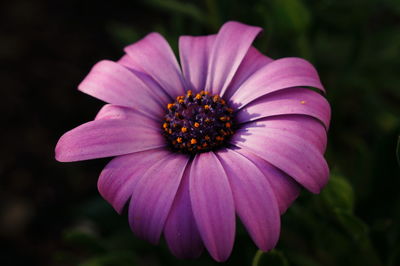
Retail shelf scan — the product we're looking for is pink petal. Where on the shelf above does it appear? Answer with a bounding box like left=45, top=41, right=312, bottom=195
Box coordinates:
left=231, top=123, right=329, bottom=193
left=117, top=55, right=173, bottom=104
left=78, top=60, right=165, bottom=119
left=205, top=21, right=262, bottom=96
left=189, top=152, right=235, bottom=262
left=95, top=104, right=161, bottom=123
left=55, top=118, right=165, bottom=162
left=124, top=33, right=186, bottom=98
left=128, top=153, right=189, bottom=244
left=236, top=149, right=301, bottom=214
left=164, top=161, right=204, bottom=259
left=98, top=149, right=170, bottom=213
left=224, top=46, right=273, bottom=100
left=179, top=34, right=216, bottom=92
left=216, top=149, right=280, bottom=251
left=237, top=87, right=331, bottom=129
left=240, top=115, right=328, bottom=153
left=230, top=57, right=325, bottom=108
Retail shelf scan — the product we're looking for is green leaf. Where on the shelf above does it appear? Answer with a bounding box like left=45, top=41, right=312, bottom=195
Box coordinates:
left=145, top=0, right=209, bottom=26
left=63, top=229, right=105, bottom=253
left=320, top=175, right=354, bottom=211
left=79, top=250, right=136, bottom=266
left=333, top=209, right=382, bottom=266
left=252, top=249, right=289, bottom=266
left=271, top=0, right=311, bottom=34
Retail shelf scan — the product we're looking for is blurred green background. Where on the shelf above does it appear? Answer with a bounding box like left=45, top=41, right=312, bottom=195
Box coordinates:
left=1, top=0, right=399, bottom=265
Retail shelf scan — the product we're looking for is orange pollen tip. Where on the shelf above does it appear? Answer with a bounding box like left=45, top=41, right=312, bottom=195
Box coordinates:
left=300, top=100, right=306, bottom=104
left=202, top=143, right=208, bottom=147
left=178, top=99, right=184, bottom=104
left=216, top=136, right=224, bottom=141
left=225, top=122, right=231, bottom=128
left=167, top=103, right=174, bottom=109
left=177, top=137, right=182, bottom=143
left=194, top=122, right=200, bottom=128
left=187, top=90, right=192, bottom=96
left=163, top=123, right=168, bottom=128
left=213, top=95, right=220, bottom=102
left=190, top=138, right=197, bottom=144
left=220, top=117, right=227, bottom=121
left=195, top=94, right=201, bottom=100
left=181, top=127, right=187, bottom=133
left=205, top=135, right=210, bottom=140
left=204, top=105, right=210, bottom=110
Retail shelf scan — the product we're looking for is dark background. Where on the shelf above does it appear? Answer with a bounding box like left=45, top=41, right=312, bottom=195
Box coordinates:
left=1, top=0, right=399, bottom=265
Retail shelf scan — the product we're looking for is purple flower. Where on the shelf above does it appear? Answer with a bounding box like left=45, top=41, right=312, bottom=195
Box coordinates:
left=55, top=21, right=330, bottom=261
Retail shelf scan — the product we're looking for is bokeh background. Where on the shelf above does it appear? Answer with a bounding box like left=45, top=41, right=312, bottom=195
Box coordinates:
left=1, top=0, right=400, bottom=265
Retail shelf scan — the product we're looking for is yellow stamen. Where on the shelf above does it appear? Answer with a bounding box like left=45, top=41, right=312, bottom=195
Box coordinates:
left=190, top=138, right=197, bottom=144
left=177, top=137, right=182, bottom=143
left=167, top=103, right=174, bottom=109
left=181, top=127, right=187, bottom=133
left=216, top=136, right=224, bottom=141
left=195, top=94, right=201, bottom=100
left=163, top=123, right=168, bottom=129
left=204, top=105, right=210, bottom=110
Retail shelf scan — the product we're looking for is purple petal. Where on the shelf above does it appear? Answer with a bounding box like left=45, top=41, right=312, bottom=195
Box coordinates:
left=55, top=118, right=165, bottom=162
left=236, top=149, right=301, bottom=214
left=205, top=21, right=262, bottom=96
left=224, top=46, right=273, bottom=100
left=124, top=33, right=186, bottom=98
left=179, top=34, right=216, bottom=92
left=78, top=60, right=165, bottom=119
left=230, top=57, right=325, bottom=108
left=128, top=153, right=189, bottom=244
left=98, top=149, right=170, bottom=213
left=231, top=122, right=329, bottom=193
left=189, top=152, right=235, bottom=262
left=216, top=149, right=280, bottom=251
left=164, top=161, right=204, bottom=259
left=241, top=115, right=328, bottom=153
left=95, top=104, right=161, bottom=123
left=117, top=56, right=173, bottom=104
left=237, top=87, right=331, bottom=129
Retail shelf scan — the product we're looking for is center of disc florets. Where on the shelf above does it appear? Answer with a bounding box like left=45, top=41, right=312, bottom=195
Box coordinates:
left=162, top=90, right=235, bottom=154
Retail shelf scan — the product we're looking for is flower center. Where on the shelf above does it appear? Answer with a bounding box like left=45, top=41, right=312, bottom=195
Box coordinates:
left=162, top=90, right=235, bottom=154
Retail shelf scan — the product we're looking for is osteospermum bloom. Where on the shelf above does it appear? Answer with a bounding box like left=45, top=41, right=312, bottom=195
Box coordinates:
left=55, top=21, right=330, bottom=261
